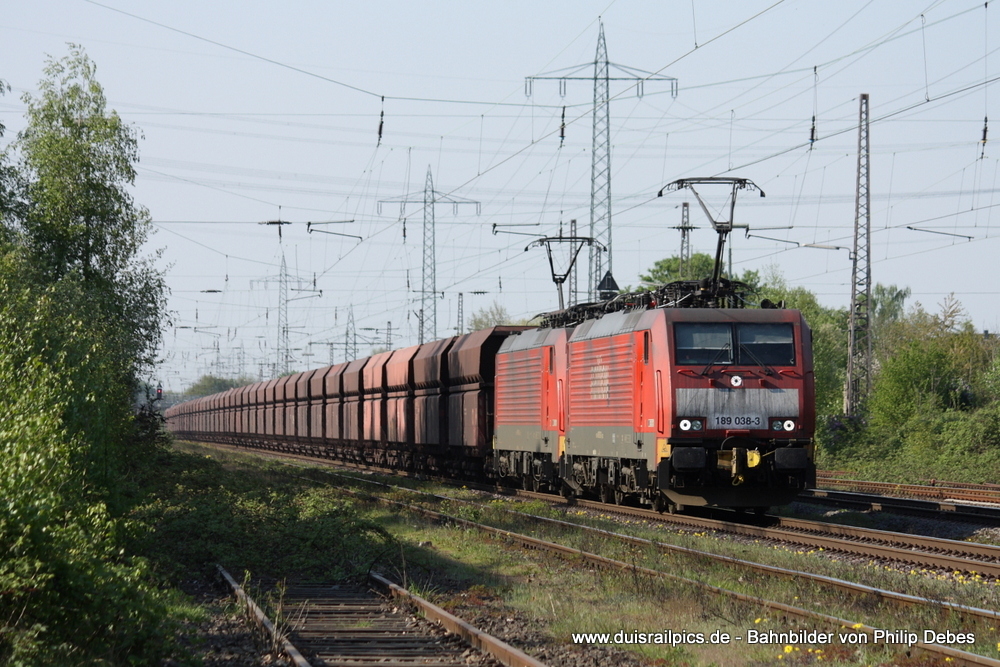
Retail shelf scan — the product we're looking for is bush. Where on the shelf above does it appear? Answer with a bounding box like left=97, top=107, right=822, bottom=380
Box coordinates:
left=125, top=447, right=395, bottom=583
left=0, top=354, right=173, bottom=665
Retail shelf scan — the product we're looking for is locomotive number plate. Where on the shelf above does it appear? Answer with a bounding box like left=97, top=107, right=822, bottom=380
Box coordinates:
left=711, top=415, right=763, bottom=428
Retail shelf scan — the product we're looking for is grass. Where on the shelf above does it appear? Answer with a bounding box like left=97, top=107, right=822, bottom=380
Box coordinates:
left=127, top=441, right=396, bottom=583
left=184, top=446, right=1000, bottom=665
left=289, top=465, right=1000, bottom=663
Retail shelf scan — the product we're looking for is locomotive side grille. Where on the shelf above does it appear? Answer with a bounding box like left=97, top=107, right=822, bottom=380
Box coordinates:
left=495, top=351, right=543, bottom=424
left=568, top=336, right=633, bottom=426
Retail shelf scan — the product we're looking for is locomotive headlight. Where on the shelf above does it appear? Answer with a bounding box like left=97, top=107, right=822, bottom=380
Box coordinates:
left=783, top=419, right=796, bottom=432
left=678, top=419, right=704, bottom=431
left=771, top=421, right=783, bottom=431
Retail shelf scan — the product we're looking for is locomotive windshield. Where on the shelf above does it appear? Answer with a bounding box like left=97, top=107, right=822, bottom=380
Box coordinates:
left=737, top=323, right=795, bottom=366
left=674, top=322, right=794, bottom=366
left=674, top=323, right=733, bottom=365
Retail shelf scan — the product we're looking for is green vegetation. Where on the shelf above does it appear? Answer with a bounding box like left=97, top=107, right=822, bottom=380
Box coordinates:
left=130, top=443, right=394, bottom=582
left=0, top=47, right=178, bottom=664
left=823, top=296, right=1000, bottom=482
left=638, top=251, right=761, bottom=287
left=0, top=48, right=396, bottom=665
left=272, top=464, right=1000, bottom=665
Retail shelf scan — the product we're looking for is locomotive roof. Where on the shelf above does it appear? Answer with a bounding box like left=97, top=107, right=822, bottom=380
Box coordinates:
left=496, top=327, right=565, bottom=354
left=569, top=307, right=806, bottom=342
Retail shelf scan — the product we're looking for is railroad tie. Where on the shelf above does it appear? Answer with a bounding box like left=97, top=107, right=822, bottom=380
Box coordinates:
left=279, top=583, right=501, bottom=667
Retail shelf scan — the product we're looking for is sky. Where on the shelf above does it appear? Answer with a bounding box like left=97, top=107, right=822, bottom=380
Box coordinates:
left=2, top=0, right=998, bottom=391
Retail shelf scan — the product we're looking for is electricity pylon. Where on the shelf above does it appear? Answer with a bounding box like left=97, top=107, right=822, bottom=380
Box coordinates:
left=379, top=167, right=480, bottom=343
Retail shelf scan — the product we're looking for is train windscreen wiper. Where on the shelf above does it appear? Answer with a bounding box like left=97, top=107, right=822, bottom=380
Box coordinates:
left=700, top=343, right=731, bottom=376
left=739, top=343, right=774, bottom=376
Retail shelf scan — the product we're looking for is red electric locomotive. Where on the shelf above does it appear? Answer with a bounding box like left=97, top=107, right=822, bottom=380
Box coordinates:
left=492, top=306, right=815, bottom=512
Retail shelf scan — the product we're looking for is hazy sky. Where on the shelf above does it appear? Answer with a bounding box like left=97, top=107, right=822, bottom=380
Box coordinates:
left=3, top=1, right=998, bottom=389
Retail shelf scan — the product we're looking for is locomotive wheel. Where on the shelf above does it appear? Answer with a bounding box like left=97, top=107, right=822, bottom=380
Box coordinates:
left=523, top=474, right=540, bottom=492
left=613, top=487, right=625, bottom=506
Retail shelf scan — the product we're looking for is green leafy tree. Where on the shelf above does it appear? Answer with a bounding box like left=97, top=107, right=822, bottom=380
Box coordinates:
left=183, top=374, right=256, bottom=399
left=640, top=252, right=718, bottom=284
left=14, top=46, right=147, bottom=285
left=0, top=49, right=174, bottom=661
left=4, top=46, right=167, bottom=495
left=756, top=270, right=849, bottom=416
left=637, top=252, right=761, bottom=291
left=468, top=300, right=523, bottom=330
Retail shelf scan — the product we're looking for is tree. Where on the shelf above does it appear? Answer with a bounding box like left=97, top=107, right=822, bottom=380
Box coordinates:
left=637, top=252, right=761, bottom=291
left=13, top=46, right=147, bottom=283
left=639, top=252, right=718, bottom=285
left=183, top=374, right=256, bottom=399
left=468, top=300, right=515, bottom=330
left=3, top=46, right=167, bottom=496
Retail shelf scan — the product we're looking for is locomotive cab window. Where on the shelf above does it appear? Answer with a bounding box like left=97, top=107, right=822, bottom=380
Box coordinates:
left=737, top=323, right=795, bottom=366
left=674, top=323, right=733, bottom=365
left=674, top=322, right=795, bottom=366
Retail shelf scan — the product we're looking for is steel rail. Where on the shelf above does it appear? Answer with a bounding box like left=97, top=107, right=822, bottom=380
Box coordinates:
left=800, top=488, right=1000, bottom=523
left=331, top=472, right=1000, bottom=625
left=346, top=487, right=1000, bottom=667
left=551, top=494, right=1000, bottom=578
left=369, top=572, right=549, bottom=667
left=816, top=472, right=1000, bottom=505
left=216, top=565, right=312, bottom=667
left=192, top=440, right=1000, bottom=577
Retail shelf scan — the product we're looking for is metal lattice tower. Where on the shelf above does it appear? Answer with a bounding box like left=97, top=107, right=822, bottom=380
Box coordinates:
left=379, top=167, right=480, bottom=344
left=845, top=93, right=872, bottom=416
left=421, top=168, right=437, bottom=343
left=251, top=249, right=318, bottom=376
left=589, top=24, right=612, bottom=301
left=278, top=254, right=289, bottom=373
left=457, top=292, right=464, bottom=334
left=678, top=202, right=693, bottom=279
left=345, top=307, right=358, bottom=361
left=525, top=24, right=677, bottom=301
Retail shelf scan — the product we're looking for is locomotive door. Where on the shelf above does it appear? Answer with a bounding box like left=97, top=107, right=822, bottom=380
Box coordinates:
left=635, top=330, right=652, bottom=437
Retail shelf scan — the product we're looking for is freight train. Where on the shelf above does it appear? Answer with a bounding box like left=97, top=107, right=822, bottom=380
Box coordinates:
left=165, top=178, right=816, bottom=512
left=165, top=287, right=816, bottom=513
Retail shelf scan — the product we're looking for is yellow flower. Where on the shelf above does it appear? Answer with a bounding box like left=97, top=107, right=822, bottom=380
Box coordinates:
left=755, top=618, right=762, bottom=624
left=784, top=645, right=793, bottom=653
left=852, top=623, right=863, bottom=629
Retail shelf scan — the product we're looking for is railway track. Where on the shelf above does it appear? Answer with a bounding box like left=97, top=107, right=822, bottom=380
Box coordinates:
left=196, top=439, right=1000, bottom=578
left=335, top=472, right=1000, bottom=626
left=199, top=442, right=1000, bottom=665
left=799, top=487, right=1000, bottom=523
left=217, top=565, right=545, bottom=667
left=326, top=478, right=1000, bottom=666
left=518, top=490, right=1000, bottom=578
left=816, top=471, right=1000, bottom=506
